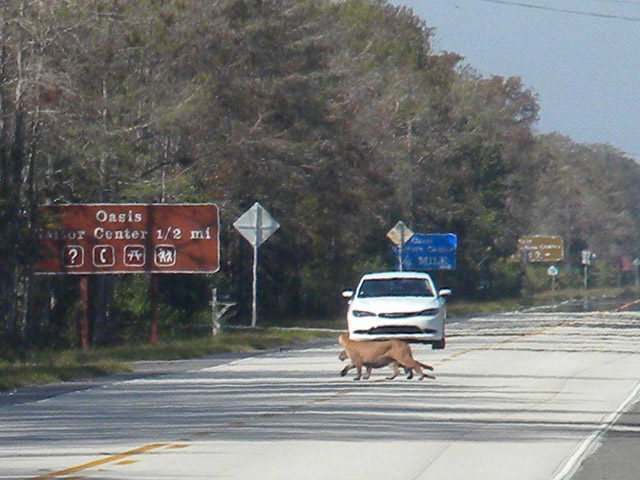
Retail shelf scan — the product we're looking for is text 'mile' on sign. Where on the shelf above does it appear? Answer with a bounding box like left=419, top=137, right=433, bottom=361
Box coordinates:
left=36, top=204, right=219, bottom=274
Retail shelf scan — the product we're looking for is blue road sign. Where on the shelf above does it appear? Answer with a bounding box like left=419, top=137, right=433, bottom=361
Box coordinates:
left=391, top=233, right=457, bottom=271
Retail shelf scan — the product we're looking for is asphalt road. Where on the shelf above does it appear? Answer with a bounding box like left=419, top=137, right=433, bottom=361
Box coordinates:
left=3, top=311, right=640, bottom=480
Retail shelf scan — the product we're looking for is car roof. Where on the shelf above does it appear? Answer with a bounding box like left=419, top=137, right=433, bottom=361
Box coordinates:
left=359, top=271, right=433, bottom=280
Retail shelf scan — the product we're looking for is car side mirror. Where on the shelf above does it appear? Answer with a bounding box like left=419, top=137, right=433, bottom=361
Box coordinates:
left=342, top=290, right=354, bottom=299
left=438, top=288, right=452, bottom=297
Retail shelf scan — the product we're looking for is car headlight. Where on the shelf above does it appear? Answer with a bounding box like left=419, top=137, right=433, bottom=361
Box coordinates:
left=352, top=310, right=376, bottom=317
left=414, top=308, right=440, bottom=316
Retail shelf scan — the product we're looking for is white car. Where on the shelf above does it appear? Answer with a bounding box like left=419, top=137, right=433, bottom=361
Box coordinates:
left=342, top=271, right=451, bottom=349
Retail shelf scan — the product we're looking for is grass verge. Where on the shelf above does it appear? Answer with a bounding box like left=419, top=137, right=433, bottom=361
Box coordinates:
left=0, top=328, right=336, bottom=391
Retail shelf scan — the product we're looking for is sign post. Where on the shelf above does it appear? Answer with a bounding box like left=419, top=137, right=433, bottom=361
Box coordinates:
left=581, top=250, right=594, bottom=289
left=211, top=288, right=236, bottom=336
left=387, top=221, right=414, bottom=271
left=547, top=265, right=558, bottom=307
left=233, top=202, right=280, bottom=328
left=149, top=274, right=158, bottom=344
left=78, top=276, right=89, bottom=348
left=633, top=258, right=640, bottom=290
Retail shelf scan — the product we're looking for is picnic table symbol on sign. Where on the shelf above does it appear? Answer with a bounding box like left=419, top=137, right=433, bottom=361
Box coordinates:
left=124, top=245, right=146, bottom=267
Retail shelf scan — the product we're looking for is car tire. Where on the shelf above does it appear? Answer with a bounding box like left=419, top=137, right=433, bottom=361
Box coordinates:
left=432, top=338, right=445, bottom=350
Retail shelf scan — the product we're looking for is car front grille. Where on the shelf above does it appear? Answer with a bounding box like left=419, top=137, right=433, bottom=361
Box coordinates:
left=378, top=312, right=412, bottom=319
left=354, top=326, right=438, bottom=335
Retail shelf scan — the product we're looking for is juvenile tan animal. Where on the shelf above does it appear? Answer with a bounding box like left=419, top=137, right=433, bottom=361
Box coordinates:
left=337, top=332, right=435, bottom=381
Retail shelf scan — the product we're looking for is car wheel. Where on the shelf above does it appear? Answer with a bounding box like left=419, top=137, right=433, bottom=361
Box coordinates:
left=432, top=338, right=445, bottom=350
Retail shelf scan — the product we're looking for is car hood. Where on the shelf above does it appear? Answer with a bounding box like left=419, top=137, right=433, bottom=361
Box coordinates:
left=350, top=296, right=439, bottom=314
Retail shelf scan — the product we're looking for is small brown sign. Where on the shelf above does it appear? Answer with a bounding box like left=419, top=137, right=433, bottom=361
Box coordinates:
left=517, top=235, right=564, bottom=263
left=36, top=204, right=219, bottom=274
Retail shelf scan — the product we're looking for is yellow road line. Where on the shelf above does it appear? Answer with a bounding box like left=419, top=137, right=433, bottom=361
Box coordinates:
left=164, top=444, right=190, bottom=450
left=615, top=299, right=640, bottom=312
left=31, top=443, right=167, bottom=479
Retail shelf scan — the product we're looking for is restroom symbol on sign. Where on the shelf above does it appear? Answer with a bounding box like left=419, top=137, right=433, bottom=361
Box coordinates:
left=154, top=245, right=176, bottom=267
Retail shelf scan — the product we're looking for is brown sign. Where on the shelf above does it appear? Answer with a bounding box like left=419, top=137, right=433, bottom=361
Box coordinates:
left=35, top=204, right=219, bottom=274
left=517, top=235, right=564, bottom=263
left=617, top=256, right=633, bottom=272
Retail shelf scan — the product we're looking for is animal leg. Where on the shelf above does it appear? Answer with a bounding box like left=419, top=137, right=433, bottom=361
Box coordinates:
left=354, top=365, right=362, bottom=381
left=385, top=362, right=400, bottom=380
left=415, top=361, right=436, bottom=380
left=413, top=363, right=425, bottom=380
left=417, top=361, right=434, bottom=371
left=363, top=366, right=372, bottom=380
left=340, top=363, right=355, bottom=377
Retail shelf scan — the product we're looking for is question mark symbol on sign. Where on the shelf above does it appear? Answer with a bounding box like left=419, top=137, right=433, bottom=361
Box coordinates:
left=64, top=246, right=82, bottom=267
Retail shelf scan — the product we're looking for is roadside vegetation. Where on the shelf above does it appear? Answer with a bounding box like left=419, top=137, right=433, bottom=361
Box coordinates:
left=2, top=0, right=640, bottom=359
left=0, top=328, right=336, bottom=391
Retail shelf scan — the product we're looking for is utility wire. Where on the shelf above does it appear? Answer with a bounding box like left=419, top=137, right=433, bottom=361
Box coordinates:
left=473, top=0, right=640, bottom=22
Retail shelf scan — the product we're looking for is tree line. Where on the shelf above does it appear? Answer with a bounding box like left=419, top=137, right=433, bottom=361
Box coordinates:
left=2, top=0, right=640, bottom=350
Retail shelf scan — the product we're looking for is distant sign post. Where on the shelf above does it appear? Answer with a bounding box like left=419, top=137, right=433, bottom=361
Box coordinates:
left=581, top=250, right=595, bottom=289
left=233, top=202, right=280, bottom=328
left=517, top=236, right=564, bottom=263
left=391, top=233, right=457, bottom=271
left=547, top=265, right=558, bottom=306
left=387, top=221, right=414, bottom=271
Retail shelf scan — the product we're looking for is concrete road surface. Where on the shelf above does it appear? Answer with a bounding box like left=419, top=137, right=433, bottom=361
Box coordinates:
left=3, top=311, right=640, bottom=480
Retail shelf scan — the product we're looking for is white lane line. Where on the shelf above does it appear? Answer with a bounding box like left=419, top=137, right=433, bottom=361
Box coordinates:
left=551, top=379, right=640, bottom=480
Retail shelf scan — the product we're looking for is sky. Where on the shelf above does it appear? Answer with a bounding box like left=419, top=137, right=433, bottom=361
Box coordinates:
left=389, top=0, right=640, bottom=160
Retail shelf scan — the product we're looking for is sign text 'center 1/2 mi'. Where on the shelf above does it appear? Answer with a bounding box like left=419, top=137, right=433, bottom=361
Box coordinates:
left=35, top=204, right=220, bottom=274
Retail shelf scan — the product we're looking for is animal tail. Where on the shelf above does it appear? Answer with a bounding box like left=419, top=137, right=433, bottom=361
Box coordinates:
left=418, top=361, right=434, bottom=371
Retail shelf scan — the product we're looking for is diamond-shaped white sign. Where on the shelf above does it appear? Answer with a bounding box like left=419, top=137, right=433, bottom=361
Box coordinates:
left=233, top=202, right=280, bottom=247
left=386, top=221, right=414, bottom=247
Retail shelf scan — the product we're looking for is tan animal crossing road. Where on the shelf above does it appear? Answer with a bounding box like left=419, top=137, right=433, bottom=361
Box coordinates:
left=3, top=311, right=640, bottom=479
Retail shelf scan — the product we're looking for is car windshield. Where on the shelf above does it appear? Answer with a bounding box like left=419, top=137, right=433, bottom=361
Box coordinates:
left=357, top=278, right=433, bottom=298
